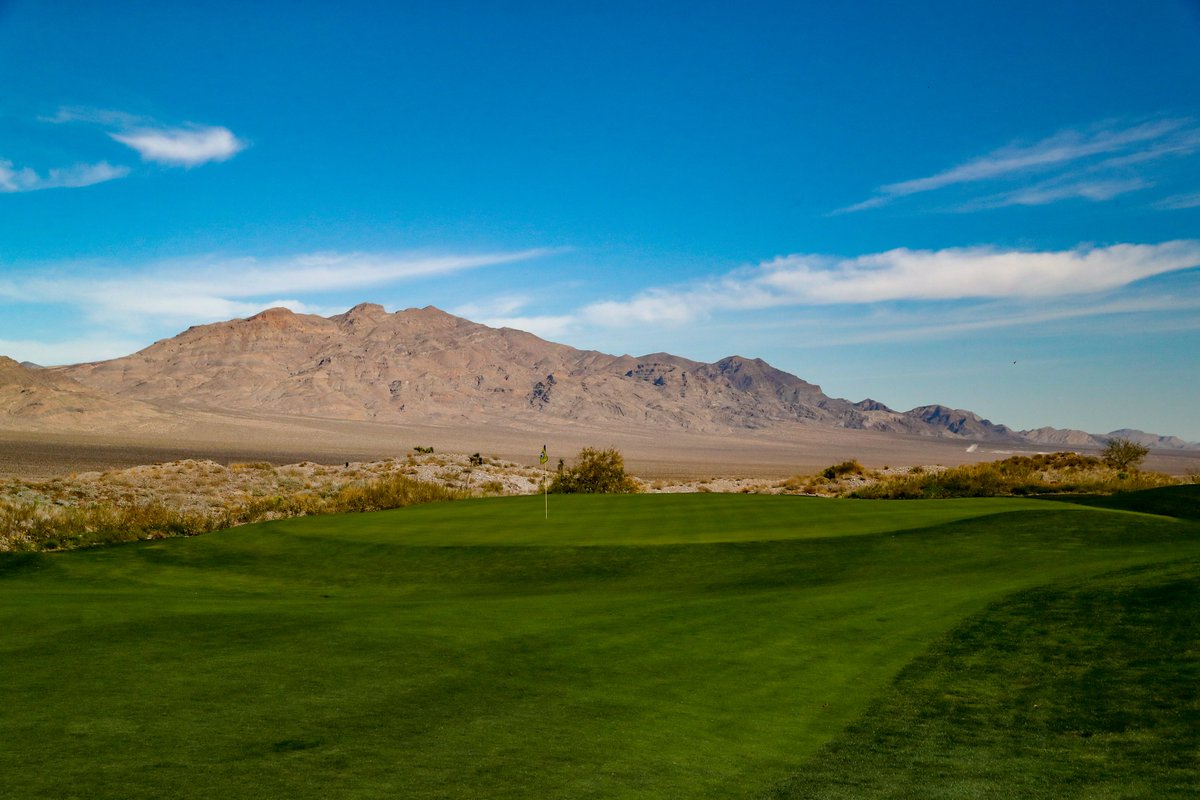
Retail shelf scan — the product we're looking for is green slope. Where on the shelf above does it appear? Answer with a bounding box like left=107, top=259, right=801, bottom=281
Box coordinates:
left=1, top=494, right=1196, bottom=799
left=765, top=560, right=1200, bottom=799
left=1042, top=483, right=1200, bottom=520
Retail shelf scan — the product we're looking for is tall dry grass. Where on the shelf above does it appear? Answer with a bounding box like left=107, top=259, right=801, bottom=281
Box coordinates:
left=850, top=452, right=1178, bottom=499
left=1, top=472, right=465, bottom=553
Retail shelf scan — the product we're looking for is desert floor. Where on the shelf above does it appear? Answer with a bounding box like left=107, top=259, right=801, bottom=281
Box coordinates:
left=3, top=409, right=1197, bottom=481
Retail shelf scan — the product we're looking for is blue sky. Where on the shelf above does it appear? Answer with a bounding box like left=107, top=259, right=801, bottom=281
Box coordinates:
left=2, top=1, right=1200, bottom=439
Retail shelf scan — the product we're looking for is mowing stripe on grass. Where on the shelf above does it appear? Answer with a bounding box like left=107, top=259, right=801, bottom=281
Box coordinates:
left=241, top=493, right=1086, bottom=548
left=764, top=559, right=1200, bottom=800
left=1, top=492, right=1197, bottom=798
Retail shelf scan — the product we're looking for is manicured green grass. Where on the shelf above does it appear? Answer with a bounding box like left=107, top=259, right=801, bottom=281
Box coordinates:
left=1, top=493, right=1197, bottom=799
left=263, top=492, right=1076, bottom=547
left=1043, top=482, right=1200, bottom=519
left=765, top=560, right=1200, bottom=799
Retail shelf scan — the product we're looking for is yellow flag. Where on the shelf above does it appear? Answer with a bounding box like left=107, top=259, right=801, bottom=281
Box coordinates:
left=539, top=445, right=548, bottom=465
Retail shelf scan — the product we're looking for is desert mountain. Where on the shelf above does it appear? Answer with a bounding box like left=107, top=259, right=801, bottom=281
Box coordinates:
left=47, top=304, right=1194, bottom=450
left=62, top=304, right=843, bottom=433
left=0, top=356, right=174, bottom=432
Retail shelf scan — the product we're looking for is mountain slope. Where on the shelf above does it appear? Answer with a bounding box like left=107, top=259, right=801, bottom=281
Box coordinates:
left=52, top=304, right=1196, bottom=449
left=0, top=356, right=174, bottom=432
left=63, top=305, right=864, bottom=433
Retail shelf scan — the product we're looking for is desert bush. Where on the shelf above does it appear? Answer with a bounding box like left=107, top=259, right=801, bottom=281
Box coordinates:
left=1, top=471, right=465, bottom=553
left=413, top=446, right=435, bottom=454
left=822, top=460, right=865, bottom=480
left=1102, top=437, right=1150, bottom=471
left=852, top=452, right=1176, bottom=499
left=478, top=480, right=506, bottom=495
left=0, top=498, right=220, bottom=552
left=550, top=448, right=640, bottom=494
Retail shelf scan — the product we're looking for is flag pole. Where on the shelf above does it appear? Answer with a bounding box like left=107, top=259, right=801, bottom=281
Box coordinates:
left=539, top=444, right=549, bottom=520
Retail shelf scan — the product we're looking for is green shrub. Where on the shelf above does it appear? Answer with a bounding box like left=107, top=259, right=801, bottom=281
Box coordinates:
left=1102, top=437, right=1149, bottom=471
left=549, top=448, right=640, bottom=494
left=821, top=460, right=865, bottom=480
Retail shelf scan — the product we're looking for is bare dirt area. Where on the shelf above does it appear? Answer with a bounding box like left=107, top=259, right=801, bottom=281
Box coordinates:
left=3, top=412, right=1198, bottom=483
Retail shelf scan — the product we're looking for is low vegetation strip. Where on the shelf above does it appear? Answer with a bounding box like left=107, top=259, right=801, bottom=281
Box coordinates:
left=0, top=465, right=467, bottom=552
left=5, top=444, right=1195, bottom=553
left=764, top=560, right=1200, bottom=799
left=2, top=490, right=1198, bottom=798
left=848, top=452, right=1180, bottom=499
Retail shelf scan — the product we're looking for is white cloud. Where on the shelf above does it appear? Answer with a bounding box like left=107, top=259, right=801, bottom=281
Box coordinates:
left=111, top=125, right=246, bottom=166
left=829, top=295, right=1200, bottom=345
left=450, top=295, right=582, bottom=339
left=4, top=249, right=553, bottom=332
left=0, top=159, right=128, bottom=192
left=1004, top=178, right=1152, bottom=205
left=44, top=106, right=248, bottom=168
left=43, top=107, right=142, bottom=127
left=839, top=118, right=1199, bottom=213
left=0, top=336, right=147, bottom=367
left=453, top=295, right=533, bottom=319
left=962, top=177, right=1152, bottom=210
left=480, top=315, right=576, bottom=339
left=1156, top=191, right=1200, bottom=210
left=579, top=241, right=1200, bottom=327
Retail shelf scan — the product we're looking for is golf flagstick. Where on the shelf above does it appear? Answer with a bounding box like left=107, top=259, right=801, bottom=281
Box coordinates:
left=539, top=444, right=549, bottom=519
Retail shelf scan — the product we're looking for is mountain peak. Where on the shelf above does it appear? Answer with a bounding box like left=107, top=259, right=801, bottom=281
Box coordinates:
left=332, top=303, right=391, bottom=329
left=345, top=302, right=388, bottom=317
left=40, top=307, right=1196, bottom=450
left=249, top=307, right=295, bottom=320
left=244, top=307, right=305, bottom=331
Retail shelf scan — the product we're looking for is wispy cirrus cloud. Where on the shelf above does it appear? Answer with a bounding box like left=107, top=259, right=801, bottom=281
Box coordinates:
left=0, top=159, right=128, bottom=193
left=1, top=249, right=553, bottom=333
left=452, top=296, right=577, bottom=339
left=579, top=240, right=1200, bottom=327
left=0, top=107, right=247, bottom=195
left=47, top=106, right=248, bottom=168
left=1156, top=191, right=1200, bottom=210
left=961, top=177, right=1152, bottom=211
left=0, top=335, right=148, bottom=366
left=828, top=294, right=1200, bottom=345
left=838, top=118, right=1200, bottom=213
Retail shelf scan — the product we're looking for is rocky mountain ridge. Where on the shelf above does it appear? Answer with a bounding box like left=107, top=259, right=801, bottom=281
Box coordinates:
left=0, top=356, right=174, bottom=432
left=2, top=304, right=1193, bottom=450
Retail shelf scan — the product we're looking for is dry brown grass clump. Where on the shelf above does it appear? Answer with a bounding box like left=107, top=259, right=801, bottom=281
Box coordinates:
left=0, top=451, right=546, bottom=553
left=852, top=452, right=1179, bottom=499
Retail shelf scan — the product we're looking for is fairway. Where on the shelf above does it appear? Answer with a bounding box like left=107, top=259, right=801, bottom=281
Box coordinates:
left=2, top=492, right=1198, bottom=799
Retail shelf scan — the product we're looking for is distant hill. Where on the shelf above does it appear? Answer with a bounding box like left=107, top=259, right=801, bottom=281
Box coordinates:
left=0, top=356, right=175, bottom=432
left=0, top=304, right=1189, bottom=450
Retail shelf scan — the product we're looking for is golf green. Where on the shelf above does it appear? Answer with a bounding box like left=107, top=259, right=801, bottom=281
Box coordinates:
left=1, top=492, right=1196, bottom=798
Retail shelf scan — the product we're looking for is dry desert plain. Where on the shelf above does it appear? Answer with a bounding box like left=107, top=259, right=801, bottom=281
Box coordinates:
left=3, top=408, right=1198, bottom=483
